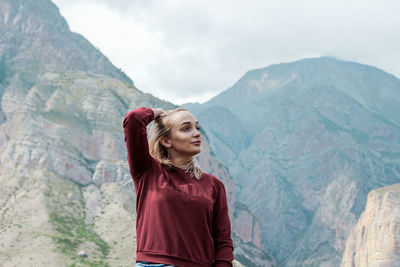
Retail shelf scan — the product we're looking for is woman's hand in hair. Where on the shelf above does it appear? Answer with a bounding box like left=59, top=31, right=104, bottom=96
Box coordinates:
left=152, top=108, right=165, bottom=119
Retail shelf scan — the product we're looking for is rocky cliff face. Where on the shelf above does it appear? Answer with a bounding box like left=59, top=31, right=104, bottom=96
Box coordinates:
left=0, top=71, right=170, bottom=266
left=341, top=184, right=400, bottom=267
left=185, top=57, right=400, bottom=266
left=0, top=166, right=139, bottom=266
left=0, top=0, right=272, bottom=266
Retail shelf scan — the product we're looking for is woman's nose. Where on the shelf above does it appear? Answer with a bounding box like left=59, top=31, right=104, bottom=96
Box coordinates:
left=193, top=128, right=201, bottom=137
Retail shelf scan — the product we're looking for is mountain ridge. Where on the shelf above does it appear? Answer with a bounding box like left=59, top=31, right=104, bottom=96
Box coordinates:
left=0, top=0, right=132, bottom=85
left=186, top=56, right=400, bottom=266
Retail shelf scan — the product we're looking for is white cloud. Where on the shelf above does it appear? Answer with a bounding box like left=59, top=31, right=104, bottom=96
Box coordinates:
left=52, top=0, right=400, bottom=104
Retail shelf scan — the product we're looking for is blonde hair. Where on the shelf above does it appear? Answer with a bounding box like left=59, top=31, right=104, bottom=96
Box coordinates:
left=148, top=108, right=203, bottom=180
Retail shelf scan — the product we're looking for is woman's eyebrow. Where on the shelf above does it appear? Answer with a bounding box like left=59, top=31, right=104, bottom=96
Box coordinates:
left=180, top=121, right=199, bottom=126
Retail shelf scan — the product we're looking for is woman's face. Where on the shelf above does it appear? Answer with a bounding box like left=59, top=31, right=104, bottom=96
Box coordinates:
left=164, top=110, right=202, bottom=157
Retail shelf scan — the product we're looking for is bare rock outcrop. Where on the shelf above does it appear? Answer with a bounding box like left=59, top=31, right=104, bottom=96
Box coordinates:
left=341, top=184, right=400, bottom=267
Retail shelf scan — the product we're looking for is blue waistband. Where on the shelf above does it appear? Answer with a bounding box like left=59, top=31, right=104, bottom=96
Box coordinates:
left=136, top=261, right=177, bottom=267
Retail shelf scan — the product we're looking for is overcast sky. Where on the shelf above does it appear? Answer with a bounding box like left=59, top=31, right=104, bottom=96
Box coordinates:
left=52, top=0, right=400, bottom=105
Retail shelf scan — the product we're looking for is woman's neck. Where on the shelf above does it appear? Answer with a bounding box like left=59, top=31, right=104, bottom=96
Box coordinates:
left=170, top=156, right=193, bottom=168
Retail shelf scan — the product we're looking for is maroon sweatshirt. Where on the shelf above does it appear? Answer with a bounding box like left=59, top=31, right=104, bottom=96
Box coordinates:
left=123, top=107, right=234, bottom=267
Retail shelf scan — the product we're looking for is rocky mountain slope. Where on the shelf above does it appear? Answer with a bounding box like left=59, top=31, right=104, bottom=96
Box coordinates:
left=0, top=0, right=132, bottom=86
left=341, top=183, right=400, bottom=267
left=184, top=57, right=400, bottom=266
left=0, top=0, right=273, bottom=266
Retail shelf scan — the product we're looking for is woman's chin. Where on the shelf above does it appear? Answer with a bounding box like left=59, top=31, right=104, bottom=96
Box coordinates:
left=191, top=149, right=201, bottom=156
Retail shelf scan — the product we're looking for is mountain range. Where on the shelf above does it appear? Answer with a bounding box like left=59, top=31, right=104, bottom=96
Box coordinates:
left=184, top=56, right=400, bottom=266
left=0, top=0, right=271, bottom=266
left=1, top=0, right=400, bottom=266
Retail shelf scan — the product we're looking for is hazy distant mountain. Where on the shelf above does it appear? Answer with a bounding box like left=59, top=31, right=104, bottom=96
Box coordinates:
left=0, top=0, right=272, bottom=266
left=184, top=57, right=400, bottom=266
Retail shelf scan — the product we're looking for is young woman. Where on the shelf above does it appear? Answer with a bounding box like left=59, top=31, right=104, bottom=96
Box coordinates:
left=123, top=106, right=234, bottom=267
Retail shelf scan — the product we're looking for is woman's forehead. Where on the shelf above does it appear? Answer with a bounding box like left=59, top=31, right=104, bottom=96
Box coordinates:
left=170, top=111, right=198, bottom=125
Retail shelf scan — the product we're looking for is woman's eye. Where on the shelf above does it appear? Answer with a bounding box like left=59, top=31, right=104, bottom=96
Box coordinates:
left=181, top=125, right=200, bottom=131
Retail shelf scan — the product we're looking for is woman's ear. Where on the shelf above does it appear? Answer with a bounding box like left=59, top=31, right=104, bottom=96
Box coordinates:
left=160, top=137, right=172, bottom=148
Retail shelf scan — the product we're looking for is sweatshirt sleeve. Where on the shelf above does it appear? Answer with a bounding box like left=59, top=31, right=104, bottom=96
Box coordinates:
left=213, top=181, right=234, bottom=267
left=123, top=107, right=155, bottom=180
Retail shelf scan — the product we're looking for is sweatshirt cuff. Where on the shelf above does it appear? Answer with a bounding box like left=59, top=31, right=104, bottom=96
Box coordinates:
left=131, top=107, right=154, bottom=126
left=147, top=107, right=155, bottom=120
left=213, top=260, right=232, bottom=267
left=139, top=106, right=154, bottom=121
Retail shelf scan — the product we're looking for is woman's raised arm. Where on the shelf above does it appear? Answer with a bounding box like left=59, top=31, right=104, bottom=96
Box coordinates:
left=123, top=107, right=157, bottom=180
